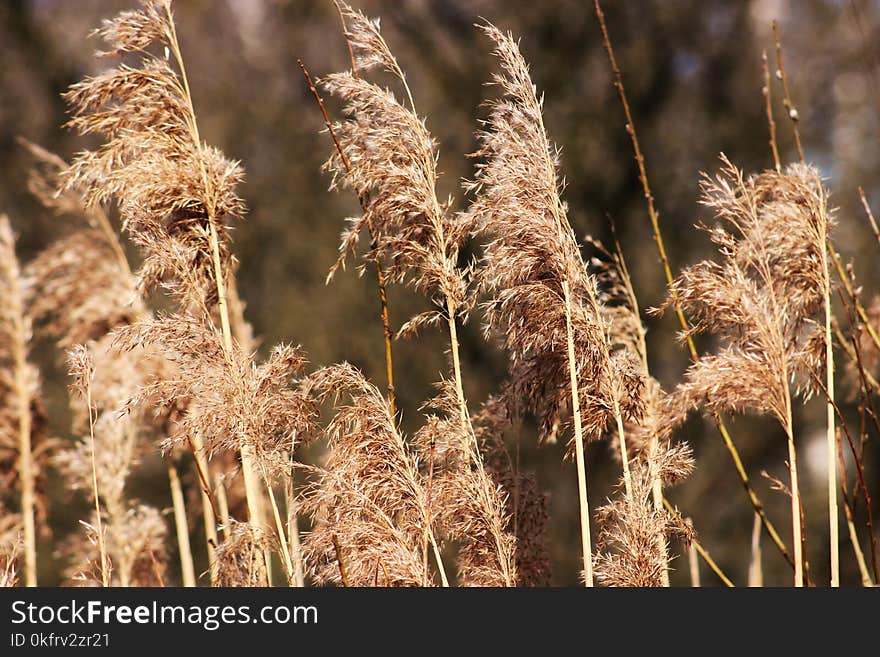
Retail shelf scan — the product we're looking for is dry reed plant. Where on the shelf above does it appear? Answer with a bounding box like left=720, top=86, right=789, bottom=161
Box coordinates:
left=59, top=0, right=271, bottom=548
left=594, top=441, right=693, bottom=587
left=301, top=1, right=398, bottom=416
left=111, top=316, right=316, bottom=584
left=22, top=141, right=206, bottom=586
left=414, top=384, right=517, bottom=587
left=0, top=216, right=44, bottom=587
left=587, top=237, right=692, bottom=585
left=466, top=24, right=644, bottom=586
left=661, top=157, right=834, bottom=587
left=322, top=4, right=472, bottom=424
left=56, top=336, right=170, bottom=587
left=472, top=396, right=551, bottom=586
left=318, top=4, right=516, bottom=586
left=301, top=364, right=442, bottom=587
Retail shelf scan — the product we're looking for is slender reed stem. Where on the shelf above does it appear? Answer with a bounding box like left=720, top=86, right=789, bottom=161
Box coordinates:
left=284, top=473, right=305, bottom=587
left=650, top=436, right=669, bottom=587
left=215, top=476, right=231, bottom=541
left=686, top=518, right=700, bottom=587
left=562, top=280, right=593, bottom=587
left=748, top=512, right=763, bottom=587
left=188, top=434, right=218, bottom=582
left=259, top=463, right=295, bottom=585
left=430, top=533, right=450, bottom=587
left=442, top=303, right=511, bottom=586
left=593, top=0, right=793, bottom=569
left=11, top=310, right=36, bottom=586
left=821, top=234, right=839, bottom=587
left=168, top=461, right=196, bottom=587
left=612, top=398, right=632, bottom=499
left=298, top=56, right=397, bottom=416
left=445, top=299, right=470, bottom=435
left=85, top=381, right=109, bottom=587
left=783, top=407, right=804, bottom=587
left=773, top=26, right=843, bottom=583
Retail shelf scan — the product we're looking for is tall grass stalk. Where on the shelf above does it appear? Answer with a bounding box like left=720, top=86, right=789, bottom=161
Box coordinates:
left=162, top=3, right=265, bottom=539
left=0, top=218, right=37, bottom=586
left=563, top=280, right=593, bottom=586
left=772, top=22, right=837, bottom=584
left=73, top=349, right=110, bottom=588
left=168, top=462, right=196, bottom=587
left=748, top=513, right=763, bottom=587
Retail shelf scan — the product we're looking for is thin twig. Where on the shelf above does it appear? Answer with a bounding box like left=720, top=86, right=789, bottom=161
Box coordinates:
left=837, top=290, right=880, bottom=579
left=762, top=50, right=781, bottom=171
left=298, top=59, right=397, bottom=417
left=858, top=186, right=880, bottom=247
left=837, top=428, right=873, bottom=585
left=772, top=20, right=805, bottom=162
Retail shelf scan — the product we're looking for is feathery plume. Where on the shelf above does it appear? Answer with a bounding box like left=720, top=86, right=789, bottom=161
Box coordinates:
left=62, top=0, right=245, bottom=314
left=415, top=385, right=517, bottom=587
left=212, top=520, right=274, bottom=587
left=63, top=0, right=277, bottom=549
left=111, top=315, right=315, bottom=584
left=301, top=364, right=441, bottom=587
left=594, top=441, right=694, bottom=587
left=660, top=156, right=833, bottom=586
left=321, top=4, right=477, bottom=444
left=27, top=228, right=141, bottom=353
left=466, top=24, right=644, bottom=585
left=323, top=3, right=466, bottom=313
left=466, top=26, right=643, bottom=442
left=112, top=316, right=313, bottom=477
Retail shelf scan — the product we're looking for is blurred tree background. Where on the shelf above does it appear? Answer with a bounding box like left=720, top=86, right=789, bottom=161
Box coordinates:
left=1, top=0, right=879, bottom=585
